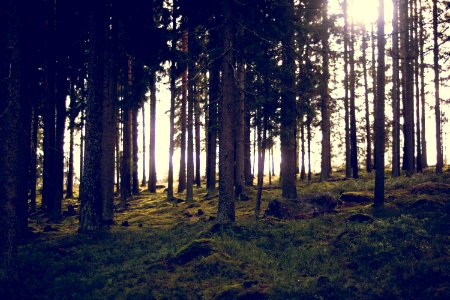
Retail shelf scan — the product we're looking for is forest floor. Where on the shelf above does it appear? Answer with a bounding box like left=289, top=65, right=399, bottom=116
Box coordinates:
left=19, top=169, right=450, bottom=299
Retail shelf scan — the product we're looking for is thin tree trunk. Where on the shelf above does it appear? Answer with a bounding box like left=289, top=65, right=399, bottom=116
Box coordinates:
left=255, top=117, right=267, bottom=220
left=433, top=0, right=443, bottom=173
left=54, top=65, right=66, bottom=219
left=320, top=0, right=331, bottom=181
left=141, top=104, right=146, bottom=186
left=148, top=71, right=157, bottom=192
left=374, top=0, right=386, bottom=207
left=300, top=118, right=306, bottom=180
left=120, top=59, right=132, bottom=209
left=343, top=0, right=351, bottom=178
left=167, top=2, right=177, bottom=201
left=362, top=29, right=372, bottom=173
left=244, top=103, right=253, bottom=185
left=349, top=20, right=358, bottom=179
left=186, top=34, right=194, bottom=203
left=414, top=0, right=422, bottom=172
left=30, top=104, right=39, bottom=211
left=178, top=30, right=188, bottom=193
left=194, top=83, right=201, bottom=188
left=235, top=62, right=246, bottom=199
left=392, top=0, right=401, bottom=177
left=371, top=24, right=378, bottom=170
left=307, top=120, right=312, bottom=181
left=419, top=0, right=427, bottom=168
left=131, top=106, right=139, bottom=195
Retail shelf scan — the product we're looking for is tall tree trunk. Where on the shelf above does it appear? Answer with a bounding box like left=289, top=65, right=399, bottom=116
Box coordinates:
left=54, top=64, right=66, bottom=219
left=178, top=30, right=188, bottom=193
left=30, top=103, right=39, bottom=211
left=115, top=106, right=121, bottom=194
left=349, top=20, right=358, bottom=179
left=343, top=0, right=351, bottom=178
left=148, top=71, right=157, bottom=192
left=131, top=106, right=139, bottom=195
left=401, top=0, right=414, bottom=176
left=186, top=33, right=194, bottom=203
left=320, top=0, right=331, bottom=181
left=307, top=120, right=312, bottom=181
left=120, top=59, right=132, bottom=209
left=362, top=29, right=373, bottom=173
left=392, top=0, right=401, bottom=177
left=66, top=78, right=76, bottom=199
left=433, top=0, right=443, bottom=173
left=280, top=0, right=297, bottom=199
left=235, top=62, right=246, bottom=199
left=217, top=0, right=235, bottom=223
left=414, top=0, right=422, bottom=172
left=371, top=24, right=378, bottom=170
left=79, top=1, right=107, bottom=231
left=419, top=0, right=427, bottom=168
left=300, top=118, right=306, bottom=180
left=141, top=104, right=146, bottom=186
left=374, top=0, right=386, bottom=207
left=255, top=117, right=267, bottom=220
left=194, top=83, right=201, bottom=188
left=168, top=3, right=177, bottom=201
left=80, top=108, right=85, bottom=185
left=101, top=18, right=117, bottom=224
left=244, top=108, right=253, bottom=185
left=206, top=41, right=219, bottom=197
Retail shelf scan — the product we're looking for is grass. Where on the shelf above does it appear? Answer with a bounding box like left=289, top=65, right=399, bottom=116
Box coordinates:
left=18, top=169, right=450, bottom=299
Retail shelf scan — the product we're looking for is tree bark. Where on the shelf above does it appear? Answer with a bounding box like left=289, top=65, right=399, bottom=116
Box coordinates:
left=374, top=0, right=386, bottom=207
left=141, top=104, right=146, bottom=186
left=186, top=38, right=195, bottom=203
left=217, top=0, right=235, bottom=223
left=362, top=29, right=373, bottom=173
left=131, top=106, right=139, bottom=195
left=349, top=20, right=358, bottom=179
left=414, top=0, right=422, bottom=172
left=343, top=0, right=351, bottom=178
left=235, top=62, right=246, bottom=199
left=433, top=0, right=443, bottom=173
left=392, top=0, right=401, bottom=177
left=148, top=70, right=157, bottom=192
left=419, top=0, right=427, bottom=168
left=280, top=0, right=297, bottom=200
left=177, top=30, right=188, bottom=193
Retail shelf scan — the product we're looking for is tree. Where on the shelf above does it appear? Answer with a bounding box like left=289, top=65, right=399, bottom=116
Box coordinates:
left=148, top=70, right=157, bottom=192
left=349, top=19, right=358, bottom=179
left=320, top=0, right=332, bottom=181
left=178, top=30, right=188, bottom=193
left=217, top=0, right=235, bottom=223
left=280, top=0, right=297, bottom=200
left=419, top=0, right=427, bottom=168
left=392, top=0, right=401, bottom=177
left=433, top=0, right=443, bottom=173
left=374, top=0, right=385, bottom=207
left=362, top=28, right=373, bottom=173
left=79, top=0, right=107, bottom=231
left=343, top=0, right=351, bottom=178
left=413, top=0, right=422, bottom=172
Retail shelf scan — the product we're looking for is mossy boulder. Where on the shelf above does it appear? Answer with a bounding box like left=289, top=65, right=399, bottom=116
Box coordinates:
left=345, top=213, right=374, bottom=223
left=410, top=182, right=450, bottom=195
left=265, top=193, right=339, bottom=220
left=340, top=192, right=373, bottom=203
left=167, top=239, right=215, bottom=265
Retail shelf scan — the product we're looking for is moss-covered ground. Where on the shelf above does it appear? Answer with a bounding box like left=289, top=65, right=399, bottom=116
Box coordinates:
left=19, top=169, right=450, bottom=299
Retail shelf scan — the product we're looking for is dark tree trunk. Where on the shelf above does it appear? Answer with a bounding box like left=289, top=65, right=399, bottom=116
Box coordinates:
left=349, top=20, right=358, bottom=179
left=343, top=0, right=351, bottom=178
left=255, top=117, right=267, bottom=220
left=320, top=0, right=331, bottom=181
left=101, top=18, right=117, bottom=223
left=413, top=0, right=422, bottom=173
left=194, top=80, right=201, bottom=188
left=206, top=34, right=219, bottom=196
left=80, top=109, right=85, bottom=185
left=371, top=24, right=378, bottom=169
left=66, top=78, right=76, bottom=199
left=167, top=3, right=177, bottom=201
left=115, top=106, right=121, bottom=194
left=186, top=39, right=194, bottom=203
left=307, top=120, right=312, bottom=181
left=178, top=30, right=188, bottom=193
left=120, top=59, right=132, bottom=209
left=235, top=62, right=246, bottom=199
left=148, top=71, right=157, bottom=192
left=401, top=0, right=414, bottom=176
left=30, top=103, right=39, bottom=211
left=300, top=119, right=306, bottom=180
left=362, top=29, right=373, bottom=173
left=131, top=106, right=139, bottom=195
left=217, top=0, right=235, bottom=223
left=54, top=66, right=66, bottom=219
left=419, top=0, right=427, bottom=168
left=244, top=108, right=253, bottom=185
left=280, top=0, right=297, bottom=200
left=79, top=1, right=107, bottom=231
left=141, top=104, right=146, bottom=186
left=392, top=0, right=401, bottom=177
left=433, top=0, right=443, bottom=173
left=374, top=0, right=386, bottom=207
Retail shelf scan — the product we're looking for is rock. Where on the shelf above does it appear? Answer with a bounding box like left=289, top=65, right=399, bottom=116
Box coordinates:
left=121, top=220, right=129, bottom=227
left=43, top=225, right=58, bottom=232
left=167, top=239, right=215, bottom=265
left=155, top=184, right=166, bottom=189
left=345, top=213, right=374, bottom=223
left=340, top=192, right=373, bottom=203
left=410, top=182, right=450, bottom=195
left=265, top=193, right=339, bottom=220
